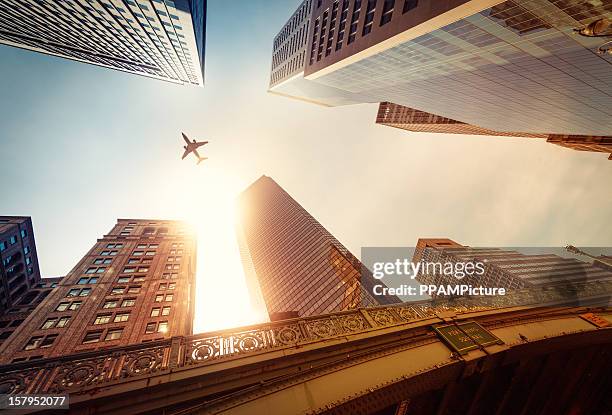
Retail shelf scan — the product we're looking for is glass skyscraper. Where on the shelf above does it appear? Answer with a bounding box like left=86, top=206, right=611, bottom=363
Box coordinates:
left=269, top=0, right=611, bottom=147
left=237, top=176, right=400, bottom=320
left=0, top=0, right=206, bottom=85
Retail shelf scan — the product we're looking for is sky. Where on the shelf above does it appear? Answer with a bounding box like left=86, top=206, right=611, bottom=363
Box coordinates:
left=0, top=0, right=611, bottom=333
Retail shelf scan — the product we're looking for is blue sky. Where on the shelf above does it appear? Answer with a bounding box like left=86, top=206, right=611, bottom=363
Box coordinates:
left=1, top=1, right=611, bottom=330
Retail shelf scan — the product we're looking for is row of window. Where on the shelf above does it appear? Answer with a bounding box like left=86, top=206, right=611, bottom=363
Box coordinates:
left=26, top=320, right=170, bottom=352
left=0, top=234, right=18, bottom=252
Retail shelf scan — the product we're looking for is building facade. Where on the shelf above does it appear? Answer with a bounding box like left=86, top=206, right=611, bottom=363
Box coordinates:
left=269, top=0, right=612, bottom=154
left=0, top=217, right=42, bottom=314
left=0, top=0, right=206, bottom=85
left=270, top=0, right=313, bottom=89
left=0, top=276, right=62, bottom=348
left=376, top=101, right=548, bottom=137
left=0, top=219, right=197, bottom=364
left=413, top=238, right=612, bottom=298
left=237, top=175, right=399, bottom=320
left=376, top=102, right=612, bottom=159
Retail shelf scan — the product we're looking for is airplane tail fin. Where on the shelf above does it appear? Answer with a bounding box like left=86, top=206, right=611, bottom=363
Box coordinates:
left=197, top=157, right=208, bottom=165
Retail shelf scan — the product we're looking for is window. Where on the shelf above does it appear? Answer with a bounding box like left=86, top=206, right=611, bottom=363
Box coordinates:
left=94, top=258, right=112, bottom=265
left=150, top=307, right=160, bottom=317
left=127, top=286, right=141, bottom=293
left=117, top=277, right=130, bottom=283
left=121, top=298, right=135, bottom=307
left=362, top=0, right=376, bottom=35
left=56, top=317, right=70, bottom=328
left=158, top=321, right=168, bottom=333
left=111, top=287, right=125, bottom=295
left=20, top=229, right=27, bottom=238
left=69, top=302, right=82, bottom=310
left=9, top=235, right=17, bottom=245
left=380, top=0, right=394, bottom=25
left=149, top=244, right=159, bottom=249
left=106, top=243, right=123, bottom=249
left=159, top=283, right=167, bottom=290
left=41, top=318, right=57, bottom=329
left=145, top=323, right=156, bottom=334
left=123, top=267, right=136, bottom=273
left=83, top=331, right=102, bottom=344
left=114, top=313, right=130, bottom=323
left=161, top=306, right=171, bottom=316
left=94, top=314, right=112, bottom=325
left=132, top=251, right=143, bottom=256
left=85, top=267, right=97, bottom=274
left=138, top=267, right=149, bottom=273
left=403, top=0, right=418, bottom=13
left=103, top=300, right=118, bottom=309
left=101, top=250, right=117, bottom=256
left=24, top=335, right=56, bottom=350
left=24, top=246, right=30, bottom=254
left=128, top=258, right=139, bottom=264
left=137, top=244, right=147, bottom=249
left=40, top=335, right=57, bottom=348
left=0, top=242, right=5, bottom=252
left=165, top=294, right=173, bottom=302
left=155, top=294, right=163, bottom=302
left=168, top=282, right=176, bottom=290
left=56, top=302, right=69, bottom=312
left=145, top=251, right=155, bottom=256
left=69, top=287, right=90, bottom=296
left=133, top=277, right=145, bottom=283
left=24, top=336, right=43, bottom=350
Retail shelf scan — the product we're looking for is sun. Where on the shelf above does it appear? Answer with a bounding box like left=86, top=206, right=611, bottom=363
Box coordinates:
left=172, top=166, right=269, bottom=334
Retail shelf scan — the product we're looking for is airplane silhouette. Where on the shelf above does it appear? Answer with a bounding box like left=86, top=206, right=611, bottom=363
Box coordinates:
left=181, top=132, right=208, bottom=165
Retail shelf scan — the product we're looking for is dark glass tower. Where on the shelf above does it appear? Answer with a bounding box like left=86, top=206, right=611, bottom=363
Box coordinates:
left=237, top=176, right=399, bottom=320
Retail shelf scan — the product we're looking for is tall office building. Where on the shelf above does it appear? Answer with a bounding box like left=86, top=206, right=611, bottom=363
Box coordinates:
left=413, top=238, right=612, bottom=297
left=0, top=0, right=206, bottom=85
left=0, top=219, right=196, bottom=364
left=376, top=102, right=612, bottom=159
left=0, top=217, right=43, bottom=314
left=269, top=0, right=612, bottom=156
left=237, top=175, right=399, bottom=320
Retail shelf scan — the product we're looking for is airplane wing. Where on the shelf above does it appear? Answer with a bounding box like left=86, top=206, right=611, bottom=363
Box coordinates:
left=181, top=148, right=191, bottom=160
left=181, top=133, right=191, bottom=145
left=194, top=141, right=208, bottom=149
left=192, top=149, right=201, bottom=159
